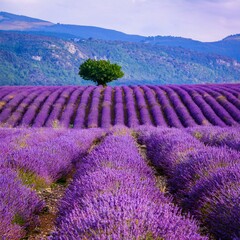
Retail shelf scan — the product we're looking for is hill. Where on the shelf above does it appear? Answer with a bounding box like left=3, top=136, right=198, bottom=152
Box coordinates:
left=0, top=11, right=53, bottom=30
left=0, top=11, right=143, bottom=41
left=1, top=31, right=240, bottom=86
left=0, top=12, right=240, bottom=86
left=144, top=35, right=240, bottom=62
left=1, top=11, right=240, bottom=61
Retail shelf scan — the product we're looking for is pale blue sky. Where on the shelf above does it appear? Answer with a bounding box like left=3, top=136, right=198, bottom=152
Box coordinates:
left=1, top=0, right=240, bottom=42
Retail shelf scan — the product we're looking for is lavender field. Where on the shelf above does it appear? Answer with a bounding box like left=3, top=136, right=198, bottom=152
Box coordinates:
left=0, top=84, right=240, bottom=128
left=0, top=84, right=240, bottom=240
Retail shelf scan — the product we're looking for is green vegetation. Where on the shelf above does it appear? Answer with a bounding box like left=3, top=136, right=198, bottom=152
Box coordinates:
left=79, top=59, right=124, bottom=86
left=18, top=169, right=48, bottom=190
left=0, top=31, right=240, bottom=86
left=12, top=213, right=25, bottom=226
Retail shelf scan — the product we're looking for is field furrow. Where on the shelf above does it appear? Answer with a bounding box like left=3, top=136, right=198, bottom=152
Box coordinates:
left=138, top=127, right=240, bottom=239
left=0, top=84, right=239, bottom=128
left=51, top=130, right=206, bottom=239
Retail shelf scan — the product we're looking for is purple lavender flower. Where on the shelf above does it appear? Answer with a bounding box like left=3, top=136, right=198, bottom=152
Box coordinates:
left=0, top=168, right=44, bottom=239
left=51, top=133, right=205, bottom=239
left=187, top=126, right=240, bottom=151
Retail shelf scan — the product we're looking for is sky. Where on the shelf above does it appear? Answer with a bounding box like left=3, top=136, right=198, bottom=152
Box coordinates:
left=1, top=0, right=240, bottom=42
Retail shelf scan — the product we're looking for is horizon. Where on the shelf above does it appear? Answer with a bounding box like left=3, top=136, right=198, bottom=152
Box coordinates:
left=1, top=10, right=239, bottom=43
left=1, top=0, right=240, bottom=42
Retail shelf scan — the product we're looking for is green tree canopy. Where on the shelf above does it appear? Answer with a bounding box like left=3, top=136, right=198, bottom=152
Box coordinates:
left=79, top=59, right=124, bottom=86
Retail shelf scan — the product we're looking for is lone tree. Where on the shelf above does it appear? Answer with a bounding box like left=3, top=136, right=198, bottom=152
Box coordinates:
left=79, top=59, right=124, bottom=86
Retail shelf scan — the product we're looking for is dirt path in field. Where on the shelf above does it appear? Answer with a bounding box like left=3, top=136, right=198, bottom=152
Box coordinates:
left=24, top=136, right=105, bottom=240
left=135, top=134, right=214, bottom=240
left=134, top=133, right=168, bottom=195
left=24, top=170, right=75, bottom=240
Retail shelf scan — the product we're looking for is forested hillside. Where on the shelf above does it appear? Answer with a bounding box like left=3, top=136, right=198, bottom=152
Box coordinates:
left=1, top=31, right=240, bottom=86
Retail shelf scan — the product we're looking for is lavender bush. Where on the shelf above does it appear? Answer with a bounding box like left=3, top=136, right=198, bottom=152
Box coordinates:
left=141, top=86, right=168, bottom=126
left=45, top=87, right=76, bottom=127
left=32, top=88, right=63, bottom=127
left=20, top=89, right=52, bottom=126
left=139, top=126, right=240, bottom=239
left=195, top=88, right=237, bottom=126
left=0, top=128, right=104, bottom=183
left=0, top=127, right=104, bottom=238
left=74, top=86, right=95, bottom=128
left=198, top=86, right=240, bottom=123
left=138, top=126, right=203, bottom=176
left=132, top=86, right=153, bottom=125
left=0, top=84, right=239, bottom=128
left=187, top=126, right=240, bottom=151
left=161, top=86, right=197, bottom=127
left=123, top=86, right=139, bottom=127
left=151, top=86, right=183, bottom=128
left=114, top=86, right=125, bottom=126
left=51, top=132, right=206, bottom=239
left=171, top=86, right=210, bottom=126
left=87, top=86, right=103, bottom=128
left=60, top=88, right=84, bottom=128
left=100, top=86, right=112, bottom=128
left=183, top=86, right=227, bottom=126
left=0, top=168, right=44, bottom=239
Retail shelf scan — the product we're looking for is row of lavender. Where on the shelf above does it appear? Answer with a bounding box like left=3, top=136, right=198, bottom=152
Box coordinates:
left=187, top=126, right=240, bottom=151
left=138, top=126, right=240, bottom=239
left=0, top=127, right=103, bottom=239
left=0, top=84, right=239, bottom=128
left=50, top=131, right=206, bottom=239
left=1, top=126, right=239, bottom=239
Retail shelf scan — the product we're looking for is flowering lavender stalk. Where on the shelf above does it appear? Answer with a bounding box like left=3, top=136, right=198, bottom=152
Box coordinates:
left=123, top=86, right=139, bottom=127
left=32, top=88, right=62, bottom=127
left=139, top=126, right=240, bottom=239
left=151, top=86, right=183, bottom=128
left=182, top=165, right=240, bottom=239
left=187, top=126, right=240, bottom=151
left=0, top=168, right=44, bottom=239
left=0, top=128, right=104, bottom=183
left=74, top=86, right=95, bottom=128
left=87, top=86, right=103, bottom=128
left=100, top=86, right=112, bottom=128
left=6, top=90, right=41, bottom=127
left=184, top=87, right=226, bottom=126
left=172, top=86, right=210, bottom=126
left=141, top=86, right=168, bottom=127
left=161, top=86, right=197, bottom=127
left=60, top=88, right=84, bottom=128
left=198, top=86, right=240, bottom=123
left=20, top=89, right=52, bottom=126
left=114, top=86, right=125, bottom=126
left=0, top=89, right=32, bottom=123
left=132, top=86, right=153, bottom=126
left=138, top=127, right=203, bottom=176
left=45, top=87, right=76, bottom=127
left=196, top=88, right=238, bottom=126
left=51, top=133, right=206, bottom=240
left=0, top=127, right=104, bottom=238
left=170, top=146, right=240, bottom=199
